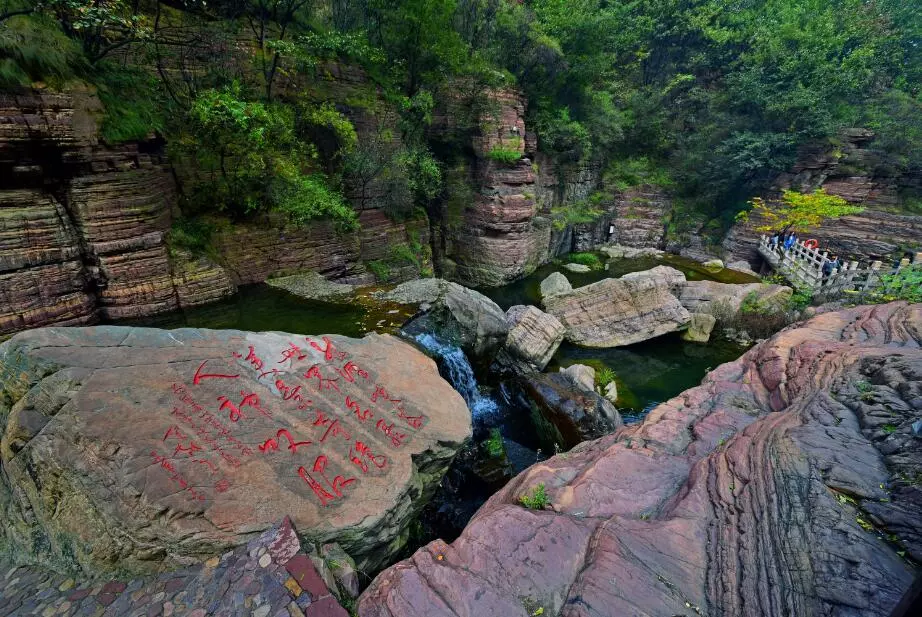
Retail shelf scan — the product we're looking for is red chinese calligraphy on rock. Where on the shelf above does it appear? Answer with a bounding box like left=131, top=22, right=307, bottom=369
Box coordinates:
left=307, top=336, right=348, bottom=363
left=259, top=429, right=313, bottom=454
left=192, top=360, right=239, bottom=386
left=375, top=419, right=407, bottom=449
left=312, top=409, right=352, bottom=443
left=297, top=455, right=356, bottom=507
left=217, top=390, right=271, bottom=423
left=337, top=361, right=369, bottom=383
left=150, top=450, right=206, bottom=503
left=232, top=345, right=265, bottom=371
left=349, top=440, right=388, bottom=474
left=279, top=342, right=308, bottom=364
left=344, top=396, right=374, bottom=422
left=304, top=364, right=341, bottom=393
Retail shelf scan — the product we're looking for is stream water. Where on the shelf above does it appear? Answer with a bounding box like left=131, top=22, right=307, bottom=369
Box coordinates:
left=118, top=255, right=754, bottom=554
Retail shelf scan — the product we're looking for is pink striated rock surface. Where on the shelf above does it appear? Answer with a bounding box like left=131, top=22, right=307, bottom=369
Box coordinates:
left=359, top=303, right=922, bottom=617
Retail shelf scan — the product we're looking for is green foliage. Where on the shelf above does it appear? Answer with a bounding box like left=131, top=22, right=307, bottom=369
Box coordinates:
left=604, top=157, right=673, bottom=192
left=535, top=106, right=591, bottom=162
left=518, top=483, right=549, bottom=510
left=0, top=13, right=83, bottom=87
left=366, top=260, right=391, bottom=282
left=487, top=145, right=521, bottom=165
left=178, top=85, right=357, bottom=229
left=737, top=189, right=864, bottom=233
left=596, top=367, right=616, bottom=389
left=568, top=252, right=603, bottom=270
left=482, top=428, right=504, bottom=459
left=550, top=193, right=604, bottom=230
left=883, top=424, right=898, bottom=434
left=167, top=217, right=213, bottom=257
left=865, top=264, right=922, bottom=304
left=787, top=290, right=813, bottom=312
left=95, top=63, right=165, bottom=143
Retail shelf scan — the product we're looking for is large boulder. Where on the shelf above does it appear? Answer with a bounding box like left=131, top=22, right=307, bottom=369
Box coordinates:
left=539, top=272, right=572, bottom=300
left=0, top=326, right=471, bottom=576
left=266, top=271, right=355, bottom=302
left=379, top=278, right=507, bottom=358
left=621, top=264, right=687, bottom=289
left=559, top=364, right=595, bottom=393
left=358, top=302, right=922, bottom=617
left=543, top=275, right=691, bottom=347
left=600, top=245, right=664, bottom=259
left=493, top=305, right=566, bottom=374
left=519, top=372, right=622, bottom=450
left=678, top=280, right=792, bottom=317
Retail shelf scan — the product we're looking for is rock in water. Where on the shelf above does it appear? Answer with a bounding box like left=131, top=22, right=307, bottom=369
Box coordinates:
left=520, top=372, right=622, bottom=450
left=357, top=302, right=922, bottom=617
left=539, top=272, right=572, bottom=301
left=677, top=280, right=792, bottom=317
left=681, top=312, right=717, bottom=343
left=378, top=279, right=507, bottom=358
left=494, top=306, right=566, bottom=374
left=702, top=258, right=725, bottom=271
left=562, top=263, right=591, bottom=273
left=544, top=275, right=691, bottom=347
left=0, top=326, right=471, bottom=576
left=559, top=364, right=596, bottom=393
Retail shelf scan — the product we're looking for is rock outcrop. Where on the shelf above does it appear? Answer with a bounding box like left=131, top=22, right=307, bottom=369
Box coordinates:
left=681, top=312, right=717, bottom=343
left=539, top=272, right=572, bottom=300
left=380, top=278, right=508, bottom=358
left=358, top=302, right=922, bottom=617
left=519, top=372, right=622, bottom=450
left=544, top=274, right=691, bottom=347
left=0, top=326, right=471, bottom=576
left=677, top=280, right=793, bottom=316
left=493, top=305, right=566, bottom=375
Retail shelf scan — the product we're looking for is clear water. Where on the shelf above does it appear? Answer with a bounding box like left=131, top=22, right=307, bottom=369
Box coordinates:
left=412, top=332, right=500, bottom=420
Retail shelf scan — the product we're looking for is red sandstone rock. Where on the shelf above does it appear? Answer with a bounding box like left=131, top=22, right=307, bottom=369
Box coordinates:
left=0, top=327, right=471, bottom=577
left=359, top=303, right=922, bottom=617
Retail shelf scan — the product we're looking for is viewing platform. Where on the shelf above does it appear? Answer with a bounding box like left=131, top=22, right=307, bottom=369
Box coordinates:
left=757, top=235, right=921, bottom=298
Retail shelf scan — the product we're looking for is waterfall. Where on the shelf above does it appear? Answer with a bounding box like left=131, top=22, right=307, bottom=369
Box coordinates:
left=412, top=333, right=499, bottom=419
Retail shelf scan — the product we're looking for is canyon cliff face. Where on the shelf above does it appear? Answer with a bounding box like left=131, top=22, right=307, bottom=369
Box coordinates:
left=0, top=77, right=432, bottom=336
left=359, top=302, right=922, bottom=617
left=724, top=129, right=922, bottom=266
left=0, top=89, right=234, bottom=336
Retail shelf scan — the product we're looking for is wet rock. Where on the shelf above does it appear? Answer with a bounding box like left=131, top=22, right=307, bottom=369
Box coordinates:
left=266, top=272, right=355, bottom=302
left=520, top=372, right=622, bottom=450
left=600, top=245, right=664, bottom=259
left=379, top=278, right=507, bottom=358
left=544, top=274, right=690, bottom=347
left=702, top=258, right=724, bottom=271
left=562, top=263, right=591, bottom=273
left=603, top=381, right=618, bottom=405
left=358, top=302, right=922, bottom=617
left=559, top=364, right=595, bottom=393
left=539, top=272, right=572, bottom=300
left=494, top=306, right=566, bottom=374
left=0, top=326, right=471, bottom=576
left=681, top=312, right=717, bottom=343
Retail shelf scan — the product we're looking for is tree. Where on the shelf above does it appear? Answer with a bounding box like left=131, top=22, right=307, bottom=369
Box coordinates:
left=736, top=189, right=864, bottom=234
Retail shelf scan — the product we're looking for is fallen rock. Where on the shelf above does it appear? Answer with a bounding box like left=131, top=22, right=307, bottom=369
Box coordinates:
left=559, top=364, right=595, bottom=393
left=379, top=278, right=507, bottom=357
left=0, top=326, right=471, bottom=576
left=562, top=263, right=591, bottom=273
left=266, top=271, right=355, bottom=302
left=519, top=372, right=622, bottom=450
left=621, top=264, right=686, bottom=289
left=544, top=275, right=690, bottom=347
left=600, top=245, right=664, bottom=259
left=678, top=280, right=792, bottom=318
left=539, top=272, right=572, bottom=300
left=727, top=259, right=759, bottom=276
left=681, top=312, right=717, bottom=343
left=494, top=306, right=566, bottom=374
left=358, top=302, right=922, bottom=617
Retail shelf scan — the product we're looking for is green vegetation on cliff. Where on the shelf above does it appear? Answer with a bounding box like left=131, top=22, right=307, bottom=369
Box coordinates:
left=2, top=0, right=921, bottom=229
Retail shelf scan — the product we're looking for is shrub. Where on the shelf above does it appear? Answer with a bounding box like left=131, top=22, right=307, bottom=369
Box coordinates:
left=483, top=428, right=504, bottom=459
left=487, top=145, right=521, bottom=164
left=550, top=195, right=604, bottom=230
left=568, top=252, right=603, bottom=270
left=167, top=218, right=213, bottom=257
left=518, top=483, right=549, bottom=510
left=596, top=367, right=616, bottom=389
left=367, top=260, right=391, bottom=282
left=865, top=264, right=922, bottom=304
left=96, top=63, right=165, bottom=144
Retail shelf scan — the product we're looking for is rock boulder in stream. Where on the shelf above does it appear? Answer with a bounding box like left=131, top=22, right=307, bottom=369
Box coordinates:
left=379, top=278, right=507, bottom=358
left=358, top=302, right=922, bottom=617
left=0, top=326, right=471, bottom=576
left=494, top=305, right=566, bottom=375
left=539, top=272, right=572, bottom=300
left=678, top=280, right=792, bottom=317
left=544, top=273, right=691, bottom=347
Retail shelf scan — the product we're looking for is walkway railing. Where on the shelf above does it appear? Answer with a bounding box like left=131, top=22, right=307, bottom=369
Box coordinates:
left=757, top=235, right=922, bottom=299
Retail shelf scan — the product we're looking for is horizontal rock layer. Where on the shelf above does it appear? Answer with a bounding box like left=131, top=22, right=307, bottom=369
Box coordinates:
left=359, top=302, right=922, bottom=617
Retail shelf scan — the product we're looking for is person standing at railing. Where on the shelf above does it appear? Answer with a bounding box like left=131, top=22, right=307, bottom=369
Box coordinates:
left=769, top=231, right=780, bottom=252
left=783, top=232, right=798, bottom=252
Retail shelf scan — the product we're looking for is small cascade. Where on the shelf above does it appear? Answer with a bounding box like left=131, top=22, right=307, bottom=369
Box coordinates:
left=412, top=333, right=499, bottom=419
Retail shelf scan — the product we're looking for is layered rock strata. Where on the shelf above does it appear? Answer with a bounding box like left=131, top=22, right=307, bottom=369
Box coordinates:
left=358, top=302, right=922, bottom=617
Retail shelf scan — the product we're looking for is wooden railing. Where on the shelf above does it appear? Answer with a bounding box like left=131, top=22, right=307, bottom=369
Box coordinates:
left=757, top=235, right=922, bottom=299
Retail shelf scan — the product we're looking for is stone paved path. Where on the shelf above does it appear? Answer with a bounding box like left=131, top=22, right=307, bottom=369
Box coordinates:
left=0, top=519, right=349, bottom=617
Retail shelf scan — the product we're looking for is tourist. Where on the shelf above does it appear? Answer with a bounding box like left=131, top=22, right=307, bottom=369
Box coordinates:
left=769, top=232, right=780, bottom=251
left=784, top=232, right=797, bottom=251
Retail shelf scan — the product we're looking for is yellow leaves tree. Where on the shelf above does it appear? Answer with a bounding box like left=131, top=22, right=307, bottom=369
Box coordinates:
left=736, top=188, right=864, bottom=233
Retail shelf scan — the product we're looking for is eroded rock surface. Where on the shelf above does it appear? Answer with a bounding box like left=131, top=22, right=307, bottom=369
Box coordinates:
left=544, top=274, right=690, bottom=347
left=494, top=305, right=566, bottom=374
left=358, top=302, right=922, bottom=617
left=0, top=327, right=471, bottom=577
left=677, top=280, right=793, bottom=316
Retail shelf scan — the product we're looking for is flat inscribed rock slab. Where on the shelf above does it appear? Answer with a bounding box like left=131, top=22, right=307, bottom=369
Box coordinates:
left=0, top=326, right=471, bottom=576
